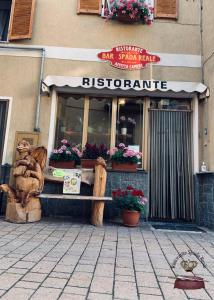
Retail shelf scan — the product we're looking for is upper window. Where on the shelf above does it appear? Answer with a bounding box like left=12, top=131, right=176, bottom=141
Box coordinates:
left=0, top=0, right=12, bottom=41
left=0, top=0, right=36, bottom=42
left=77, top=0, right=178, bottom=20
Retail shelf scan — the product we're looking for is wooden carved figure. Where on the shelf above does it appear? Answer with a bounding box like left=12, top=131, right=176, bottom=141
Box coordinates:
left=0, top=140, right=47, bottom=223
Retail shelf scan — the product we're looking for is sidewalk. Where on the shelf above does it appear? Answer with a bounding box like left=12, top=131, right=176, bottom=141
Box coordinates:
left=0, top=218, right=213, bottom=300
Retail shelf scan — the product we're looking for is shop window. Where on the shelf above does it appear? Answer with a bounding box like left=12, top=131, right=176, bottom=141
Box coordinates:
left=116, top=98, right=144, bottom=153
left=0, top=0, right=36, bottom=41
left=88, top=97, right=112, bottom=147
left=55, top=95, right=144, bottom=167
left=55, top=95, right=84, bottom=147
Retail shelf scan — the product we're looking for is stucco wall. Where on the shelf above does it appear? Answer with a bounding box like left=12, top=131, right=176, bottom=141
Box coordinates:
left=202, top=0, right=214, bottom=170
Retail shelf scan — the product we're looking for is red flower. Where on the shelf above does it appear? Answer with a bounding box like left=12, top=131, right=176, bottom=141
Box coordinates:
left=127, top=186, right=134, bottom=190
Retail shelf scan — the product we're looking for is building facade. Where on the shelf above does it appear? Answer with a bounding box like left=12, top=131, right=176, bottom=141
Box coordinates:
left=0, top=0, right=212, bottom=224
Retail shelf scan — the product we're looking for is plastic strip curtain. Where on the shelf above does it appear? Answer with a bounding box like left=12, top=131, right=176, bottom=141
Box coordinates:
left=149, top=110, right=194, bottom=220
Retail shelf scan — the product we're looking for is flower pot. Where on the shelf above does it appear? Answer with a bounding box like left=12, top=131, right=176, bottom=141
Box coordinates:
left=112, top=162, right=137, bottom=172
left=121, top=127, right=127, bottom=135
left=122, top=209, right=141, bottom=227
left=49, top=160, right=75, bottom=169
left=81, top=159, right=97, bottom=169
left=117, top=10, right=140, bottom=23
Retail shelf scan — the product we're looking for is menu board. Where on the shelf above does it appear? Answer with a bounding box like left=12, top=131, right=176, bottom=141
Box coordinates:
left=63, top=170, right=82, bottom=194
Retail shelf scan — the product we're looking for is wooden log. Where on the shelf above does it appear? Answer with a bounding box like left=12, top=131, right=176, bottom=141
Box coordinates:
left=91, top=158, right=107, bottom=226
left=5, top=197, right=41, bottom=223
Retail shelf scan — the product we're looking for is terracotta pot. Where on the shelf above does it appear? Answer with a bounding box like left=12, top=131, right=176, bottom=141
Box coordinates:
left=117, top=10, right=140, bottom=23
left=81, top=159, right=97, bottom=169
left=122, top=210, right=141, bottom=227
left=49, top=160, right=75, bottom=169
left=112, top=162, right=137, bottom=172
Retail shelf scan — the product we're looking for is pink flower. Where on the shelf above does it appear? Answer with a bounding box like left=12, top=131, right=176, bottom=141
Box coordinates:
left=61, top=139, right=68, bottom=144
left=58, top=149, right=63, bottom=154
left=118, top=143, right=126, bottom=149
left=53, top=149, right=58, bottom=154
left=107, top=147, right=118, bottom=156
left=61, top=145, right=67, bottom=151
left=140, top=196, right=148, bottom=204
left=123, top=149, right=135, bottom=157
left=72, top=147, right=82, bottom=158
left=66, top=151, right=71, bottom=155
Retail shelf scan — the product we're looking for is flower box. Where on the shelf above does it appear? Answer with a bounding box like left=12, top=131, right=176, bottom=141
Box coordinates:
left=81, top=159, right=97, bottom=169
left=105, top=0, right=153, bottom=26
left=49, top=160, right=75, bottom=169
left=117, top=10, right=140, bottom=23
left=112, top=162, right=137, bottom=172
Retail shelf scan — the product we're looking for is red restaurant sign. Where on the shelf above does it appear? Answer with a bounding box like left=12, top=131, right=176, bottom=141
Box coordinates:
left=98, top=45, right=160, bottom=70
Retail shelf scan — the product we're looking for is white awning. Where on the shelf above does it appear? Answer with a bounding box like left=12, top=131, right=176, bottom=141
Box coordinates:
left=43, top=76, right=207, bottom=94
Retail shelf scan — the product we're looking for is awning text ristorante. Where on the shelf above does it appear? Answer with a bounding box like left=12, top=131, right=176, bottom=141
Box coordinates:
left=42, top=76, right=207, bottom=94
left=82, top=77, right=167, bottom=90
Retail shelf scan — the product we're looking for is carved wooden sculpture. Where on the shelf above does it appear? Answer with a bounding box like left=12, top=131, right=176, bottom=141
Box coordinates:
left=0, top=140, right=47, bottom=223
left=91, top=157, right=107, bottom=226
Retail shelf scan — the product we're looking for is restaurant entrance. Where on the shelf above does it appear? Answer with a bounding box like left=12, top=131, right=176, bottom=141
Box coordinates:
left=149, top=99, right=194, bottom=221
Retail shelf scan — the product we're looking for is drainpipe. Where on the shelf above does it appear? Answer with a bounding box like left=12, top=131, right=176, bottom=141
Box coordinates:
left=200, top=0, right=204, bottom=83
left=0, top=44, right=46, bottom=132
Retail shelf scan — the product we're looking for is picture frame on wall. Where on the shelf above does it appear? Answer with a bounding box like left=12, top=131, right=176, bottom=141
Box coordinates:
left=13, top=131, right=40, bottom=161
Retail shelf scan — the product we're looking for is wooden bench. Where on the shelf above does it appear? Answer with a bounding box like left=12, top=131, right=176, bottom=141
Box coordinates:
left=39, top=194, right=112, bottom=226
left=40, top=157, right=112, bottom=226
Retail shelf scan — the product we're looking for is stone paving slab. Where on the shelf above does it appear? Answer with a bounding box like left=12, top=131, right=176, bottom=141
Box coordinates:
left=0, top=218, right=213, bottom=299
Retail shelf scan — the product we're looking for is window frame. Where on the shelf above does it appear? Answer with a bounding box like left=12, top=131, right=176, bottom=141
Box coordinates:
left=48, top=91, right=146, bottom=169
left=0, top=97, right=13, bottom=164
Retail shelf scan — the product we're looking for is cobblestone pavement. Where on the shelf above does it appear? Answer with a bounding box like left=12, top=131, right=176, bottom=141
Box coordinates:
left=0, top=218, right=213, bottom=300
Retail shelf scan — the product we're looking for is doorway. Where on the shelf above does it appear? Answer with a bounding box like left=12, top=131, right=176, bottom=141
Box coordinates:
left=0, top=100, right=9, bottom=164
left=149, top=100, right=194, bottom=221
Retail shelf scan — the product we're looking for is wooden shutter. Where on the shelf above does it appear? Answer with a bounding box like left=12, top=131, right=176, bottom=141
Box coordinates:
left=8, top=0, right=36, bottom=40
left=77, top=0, right=101, bottom=14
left=155, top=0, right=178, bottom=19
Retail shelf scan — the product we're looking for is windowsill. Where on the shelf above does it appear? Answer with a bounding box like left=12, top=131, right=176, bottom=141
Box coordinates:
left=107, top=167, right=147, bottom=173
left=196, top=171, right=214, bottom=175
left=0, top=40, right=9, bottom=44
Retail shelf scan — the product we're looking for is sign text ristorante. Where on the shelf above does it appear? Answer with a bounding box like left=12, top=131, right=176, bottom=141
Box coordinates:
left=98, top=45, right=160, bottom=70
left=82, top=77, right=167, bottom=91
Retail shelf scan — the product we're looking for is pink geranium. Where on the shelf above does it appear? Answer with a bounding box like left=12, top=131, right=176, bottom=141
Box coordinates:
left=104, top=0, right=153, bottom=25
left=61, top=139, right=68, bottom=144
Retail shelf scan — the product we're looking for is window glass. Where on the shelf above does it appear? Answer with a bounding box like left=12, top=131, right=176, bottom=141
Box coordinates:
left=87, top=97, right=112, bottom=147
left=116, top=98, right=144, bottom=152
left=55, top=95, right=84, bottom=147
left=0, top=0, right=12, bottom=41
left=150, top=99, right=191, bottom=110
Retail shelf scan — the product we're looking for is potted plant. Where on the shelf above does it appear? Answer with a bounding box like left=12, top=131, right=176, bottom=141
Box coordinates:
left=105, top=0, right=153, bottom=25
left=108, top=143, right=142, bottom=172
left=49, top=139, right=82, bottom=169
left=112, top=185, right=148, bottom=226
left=117, top=116, right=136, bottom=135
left=81, top=143, right=109, bottom=168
